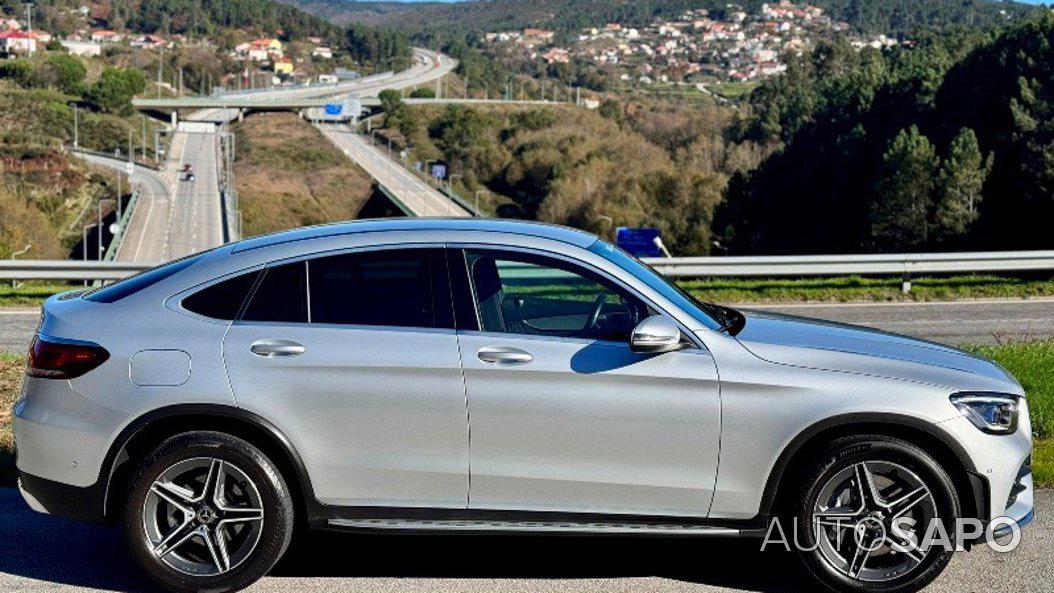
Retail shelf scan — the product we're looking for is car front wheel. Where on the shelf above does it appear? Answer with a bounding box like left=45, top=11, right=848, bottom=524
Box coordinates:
left=124, top=431, right=295, bottom=593
left=794, top=435, right=961, bottom=593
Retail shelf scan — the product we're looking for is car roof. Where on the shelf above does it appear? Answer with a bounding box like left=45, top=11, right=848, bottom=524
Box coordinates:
left=230, top=218, right=598, bottom=253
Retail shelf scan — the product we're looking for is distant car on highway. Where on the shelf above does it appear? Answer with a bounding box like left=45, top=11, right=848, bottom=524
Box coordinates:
left=183, top=173, right=196, bottom=182
left=13, top=219, right=1033, bottom=593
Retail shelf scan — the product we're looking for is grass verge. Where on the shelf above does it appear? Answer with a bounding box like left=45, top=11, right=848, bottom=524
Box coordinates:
left=1, top=342, right=1051, bottom=488
left=966, top=341, right=1054, bottom=486
left=0, top=283, right=73, bottom=308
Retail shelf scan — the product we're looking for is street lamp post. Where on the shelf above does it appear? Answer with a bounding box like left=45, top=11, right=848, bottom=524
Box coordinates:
left=474, top=189, right=489, bottom=214
left=97, top=198, right=115, bottom=261
left=71, top=103, right=79, bottom=149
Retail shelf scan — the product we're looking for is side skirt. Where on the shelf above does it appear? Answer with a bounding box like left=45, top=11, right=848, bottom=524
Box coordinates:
left=318, top=507, right=767, bottom=537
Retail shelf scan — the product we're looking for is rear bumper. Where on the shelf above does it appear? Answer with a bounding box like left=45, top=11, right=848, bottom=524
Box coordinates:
left=17, top=471, right=106, bottom=523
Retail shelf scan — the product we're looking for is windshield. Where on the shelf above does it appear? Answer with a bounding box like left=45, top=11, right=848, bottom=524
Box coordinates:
left=588, top=240, right=743, bottom=334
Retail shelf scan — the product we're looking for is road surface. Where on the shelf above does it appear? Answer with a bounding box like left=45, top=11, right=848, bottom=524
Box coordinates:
left=739, top=298, right=1054, bottom=345
left=70, top=152, right=172, bottom=262
left=316, top=123, right=471, bottom=217
left=99, top=131, right=224, bottom=262
left=0, top=485, right=1048, bottom=592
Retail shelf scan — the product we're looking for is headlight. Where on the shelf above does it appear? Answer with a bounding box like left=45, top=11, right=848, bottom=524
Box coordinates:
left=950, top=392, right=1020, bottom=434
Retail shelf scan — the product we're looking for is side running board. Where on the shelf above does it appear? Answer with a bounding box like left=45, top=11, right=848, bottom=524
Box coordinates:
left=327, top=517, right=755, bottom=536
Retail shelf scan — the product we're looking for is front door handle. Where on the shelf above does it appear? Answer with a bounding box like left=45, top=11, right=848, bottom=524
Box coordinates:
left=477, top=346, right=533, bottom=365
left=250, top=339, right=306, bottom=358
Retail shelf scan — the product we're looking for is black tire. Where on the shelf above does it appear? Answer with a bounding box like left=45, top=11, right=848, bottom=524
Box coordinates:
left=124, top=431, right=295, bottom=593
left=793, top=435, right=960, bottom=593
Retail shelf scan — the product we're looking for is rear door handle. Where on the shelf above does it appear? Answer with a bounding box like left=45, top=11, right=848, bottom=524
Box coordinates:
left=477, top=346, right=533, bottom=365
left=250, top=339, right=306, bottom=358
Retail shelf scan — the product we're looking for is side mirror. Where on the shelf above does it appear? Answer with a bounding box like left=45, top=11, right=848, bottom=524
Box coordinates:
left=630, top=315, right=683, bottom=354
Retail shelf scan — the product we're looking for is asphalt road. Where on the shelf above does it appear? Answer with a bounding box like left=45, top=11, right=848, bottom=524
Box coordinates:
left=71, top=152, right=172, bottom=263
left=317, top=123, right=471, bottom=217
left=0, top=486, right=1048, bottom=592
left=739, top=298, right=1054, bottom=345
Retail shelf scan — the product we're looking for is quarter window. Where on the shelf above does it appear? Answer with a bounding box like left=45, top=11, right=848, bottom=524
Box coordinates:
left=182, top=270, right=259, bottom=320
left=242, top=261, right=308, bottom=323
left=465, top=251, right=649, bottom=342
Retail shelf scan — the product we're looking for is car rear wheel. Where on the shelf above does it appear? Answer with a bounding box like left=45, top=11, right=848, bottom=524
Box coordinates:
left=794, top=435, right=960, bottom=593
left=124, top=431, right=294, bottom=593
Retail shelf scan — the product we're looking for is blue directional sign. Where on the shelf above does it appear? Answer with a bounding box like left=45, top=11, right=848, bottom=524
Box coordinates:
left=616, top=227, right=663, bottom=257
left=430, top=164, right=447, bottom=180
left=324, top=103, right=343, bottom=115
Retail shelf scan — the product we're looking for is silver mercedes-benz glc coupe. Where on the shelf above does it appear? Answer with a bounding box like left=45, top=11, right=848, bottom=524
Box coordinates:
left=14, top=219, right=1032, bottom=593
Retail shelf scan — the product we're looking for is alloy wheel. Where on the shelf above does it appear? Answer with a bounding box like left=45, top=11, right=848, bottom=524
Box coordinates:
left=811, top=460, right=938, bottom=583
left=142, top=457, right=265, bottom=576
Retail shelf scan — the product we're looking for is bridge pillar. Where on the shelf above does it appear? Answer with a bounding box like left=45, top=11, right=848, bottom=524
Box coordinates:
left=170, top=111, right=178, bottom=127
left=238, top=109, right=244, bottom=122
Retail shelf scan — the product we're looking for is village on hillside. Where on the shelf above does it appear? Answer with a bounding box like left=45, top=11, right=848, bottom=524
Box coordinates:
left=484, top=1, right=907, bottom=89
left=0, top=4, right=347, bottom=92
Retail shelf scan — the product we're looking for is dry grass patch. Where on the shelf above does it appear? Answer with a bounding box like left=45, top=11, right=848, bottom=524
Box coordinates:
left=0, top=354, right=24, bottom=484
left=234, top=113, right=375, bottom=237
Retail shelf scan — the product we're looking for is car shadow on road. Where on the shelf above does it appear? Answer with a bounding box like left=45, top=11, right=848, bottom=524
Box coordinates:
left=274, top=528, right=812, bottom=592
left=0, top=486, right=811, bottom=593
left=0, top=488, right=158, bottom=592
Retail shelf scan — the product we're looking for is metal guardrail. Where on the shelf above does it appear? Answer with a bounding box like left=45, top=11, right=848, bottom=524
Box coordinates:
left=4, top=251, right=1054, bottom=287
left=0, top=260, right=156, bottom=281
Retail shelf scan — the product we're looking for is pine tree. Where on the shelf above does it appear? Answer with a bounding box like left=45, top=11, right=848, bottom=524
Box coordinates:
left=935, top=128, right=993, bottom=240
left=871, top=126, right=940, bottom=250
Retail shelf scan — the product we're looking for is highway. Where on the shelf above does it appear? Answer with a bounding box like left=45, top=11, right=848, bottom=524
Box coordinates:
left=93, top=130, right=224, bottom=262
left=317, top=123, right=471, bottom=217
left=0, top=484, right=1048, bottom=592
left=105, top=47, right=459, bottom=264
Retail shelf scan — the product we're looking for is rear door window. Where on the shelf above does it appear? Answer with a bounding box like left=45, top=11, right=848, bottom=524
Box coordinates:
left=308, top=249, right=446, bottom=328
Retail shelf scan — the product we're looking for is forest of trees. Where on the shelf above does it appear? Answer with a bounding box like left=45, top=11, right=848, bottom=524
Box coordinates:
left=718, top=15, right=1054, bottom=254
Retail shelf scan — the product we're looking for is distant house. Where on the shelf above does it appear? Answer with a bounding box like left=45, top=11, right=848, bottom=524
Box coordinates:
left=0, top=18, right=21, bottom=31
left=332, top=67, right=359, bottom=81
left=0, top=30, right=36, bottom=55
left=311, top=46, right=332, bottom=59
left=130, top=34, right=165, bottom=48
left=541, top=47, right=570, bottom=64
left=272, top=57, right=293, bottom=75
left=252, top=38, right=282, bottom=53
left=60, top=39, right=101, bottom=56
left=90, top=29, right=121, bottom=43
left=523, top=28, right=555, bottom=41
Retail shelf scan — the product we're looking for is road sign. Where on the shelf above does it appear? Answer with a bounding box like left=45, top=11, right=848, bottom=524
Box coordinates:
left=431, top=163, right=447, bottom=180
left=616, top=227, right=663, bottom=257
left=324, top=103, right=343, bottom=115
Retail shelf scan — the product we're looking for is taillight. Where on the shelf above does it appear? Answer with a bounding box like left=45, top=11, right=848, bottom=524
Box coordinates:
left=26, top=336, right=110, bottom=379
